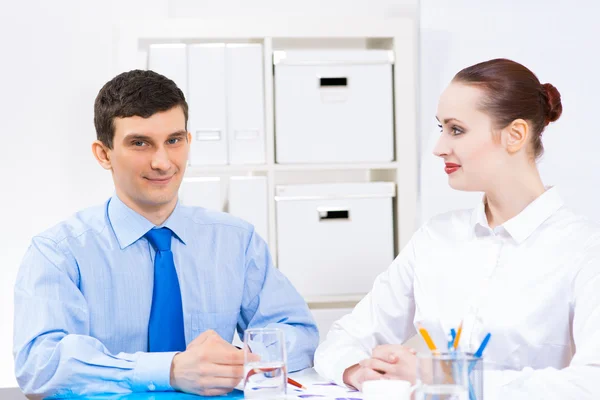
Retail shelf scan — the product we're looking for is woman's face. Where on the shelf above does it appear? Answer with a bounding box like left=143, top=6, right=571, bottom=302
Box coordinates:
left=434, top=82, right=510, bottom=192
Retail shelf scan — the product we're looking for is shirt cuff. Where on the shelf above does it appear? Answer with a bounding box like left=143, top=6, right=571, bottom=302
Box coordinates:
left=132, top=351, right=178, bottom=392
left=331, top=349, right=370, bottom=387
left=288, top=354, right=313, bottom=373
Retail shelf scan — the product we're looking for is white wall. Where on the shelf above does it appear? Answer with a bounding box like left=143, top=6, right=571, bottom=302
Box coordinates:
left=0, top=0, right=415, bottom=388
left=169, top=0, right=416, bottom=18
left=419, top=0, right=600, bottom=224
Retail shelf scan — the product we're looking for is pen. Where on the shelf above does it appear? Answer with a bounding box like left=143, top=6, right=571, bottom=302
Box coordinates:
left=417, top=323, right=439, bottom=354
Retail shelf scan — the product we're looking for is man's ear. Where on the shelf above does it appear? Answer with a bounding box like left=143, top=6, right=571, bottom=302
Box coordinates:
left=92, top=140, right=112, bottom=170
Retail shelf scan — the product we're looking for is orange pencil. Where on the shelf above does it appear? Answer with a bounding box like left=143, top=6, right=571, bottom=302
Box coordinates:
left=452, top=321, right=463, bottom=350
left=287, top=377, right=307, bottom=390
left=245, top=368, right=306, bottom=390
left=237, top=345, right=306, bottom=390
left=417, top=323, right=439, bottom=355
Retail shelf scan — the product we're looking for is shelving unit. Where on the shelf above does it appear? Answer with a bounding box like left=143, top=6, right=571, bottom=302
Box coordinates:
left=118, top=17, right=418, bottom=312
left=305, top=294, right=367, bottom=308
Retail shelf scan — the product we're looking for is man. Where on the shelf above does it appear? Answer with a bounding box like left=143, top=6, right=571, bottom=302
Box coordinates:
left=13, top=70, right=318, bottom=398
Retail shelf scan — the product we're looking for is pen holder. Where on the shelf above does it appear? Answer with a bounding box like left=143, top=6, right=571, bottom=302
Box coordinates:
left=414, top=352, right=484, bottom=400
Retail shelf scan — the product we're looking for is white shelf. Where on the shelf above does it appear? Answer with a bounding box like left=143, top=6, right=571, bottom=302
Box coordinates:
left=185, top=162, right=399, bottom=174
left=186, top=165, right=269, bottom=174
left=118, top=18, right=414, bottom=53
left=305, top=294, right=366, bottom=307
left=274, top=162, right=399, bottom=171
left=119, top=16, right=419, bottom=295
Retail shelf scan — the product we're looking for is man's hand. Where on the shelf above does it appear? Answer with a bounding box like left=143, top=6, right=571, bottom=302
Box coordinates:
left=170, top=330, right=259, bottom=396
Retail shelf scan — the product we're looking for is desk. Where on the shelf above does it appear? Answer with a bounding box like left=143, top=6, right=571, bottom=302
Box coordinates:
left=1, top=369, right=362, bottom=400
left=0, top=388, right=27, bottom=400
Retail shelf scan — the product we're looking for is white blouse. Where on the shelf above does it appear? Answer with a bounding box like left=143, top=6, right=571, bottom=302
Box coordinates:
left=314, top=187, right=600, bottom=400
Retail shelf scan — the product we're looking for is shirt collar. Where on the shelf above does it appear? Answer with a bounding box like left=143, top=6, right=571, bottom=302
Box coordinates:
left=108, top=194, right=188, bottom=249
left=470, top=186, right=564, bottom=244
left=470, top=196, right=489, bottom=237
left=161, top=201, right=188, bottom=245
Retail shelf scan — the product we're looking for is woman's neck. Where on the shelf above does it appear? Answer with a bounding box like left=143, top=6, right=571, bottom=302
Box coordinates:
left=484, top=167, right=546, bottom=229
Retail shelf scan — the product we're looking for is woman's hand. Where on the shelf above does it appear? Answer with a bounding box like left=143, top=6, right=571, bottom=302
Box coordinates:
left=370, top=344, right=418, bottom=384
left=343, top=345, right=418, bottom=391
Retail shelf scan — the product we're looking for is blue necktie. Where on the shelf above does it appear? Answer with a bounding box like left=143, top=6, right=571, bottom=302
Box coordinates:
left=145, top=228, right=186, bottom=352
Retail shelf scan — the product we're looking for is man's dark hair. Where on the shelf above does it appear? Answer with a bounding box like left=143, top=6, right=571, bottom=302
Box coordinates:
left=94, top=69, right=188, bottom=149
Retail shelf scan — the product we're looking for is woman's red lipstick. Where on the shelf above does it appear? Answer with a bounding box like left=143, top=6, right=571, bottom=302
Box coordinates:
left=445, top=163, right=461, bottom=174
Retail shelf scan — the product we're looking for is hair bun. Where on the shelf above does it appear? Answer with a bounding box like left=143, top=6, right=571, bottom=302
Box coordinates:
left=542, top=83, right=562, bottom=125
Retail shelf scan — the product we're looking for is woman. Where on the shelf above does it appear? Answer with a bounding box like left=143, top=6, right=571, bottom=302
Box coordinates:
left=314, top=59, right=600, bottom=399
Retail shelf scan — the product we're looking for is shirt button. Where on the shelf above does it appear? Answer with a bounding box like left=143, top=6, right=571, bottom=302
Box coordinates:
left=148, top=383, right=156, bottom=391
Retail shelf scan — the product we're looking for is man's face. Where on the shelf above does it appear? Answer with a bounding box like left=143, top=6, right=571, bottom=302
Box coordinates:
left=99, top=106, right=190, bottom=213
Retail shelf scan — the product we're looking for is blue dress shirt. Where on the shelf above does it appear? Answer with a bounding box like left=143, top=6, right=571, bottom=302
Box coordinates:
left=13, top=195, right=318, bottom=398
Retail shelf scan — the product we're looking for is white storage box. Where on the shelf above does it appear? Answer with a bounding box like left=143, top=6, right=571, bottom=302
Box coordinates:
left=275, top=182, right=395, bottom=297
left=187, top=43, right=266, bottom=166
left=226, top=44, right=266, bottom=165
left=228, top=176, right=269, bottom=242
left=274, top=50, right=394, bottom=164
left=179, top=177, right=223, bottom=211
left=148, top=44, right=187, bottom=99
left=187, top=44, right=228, bottom=166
